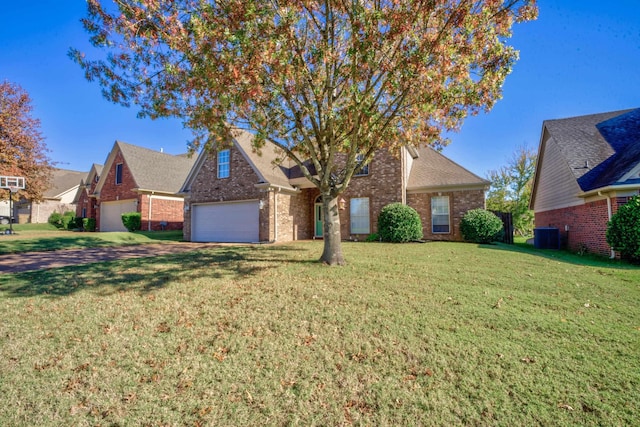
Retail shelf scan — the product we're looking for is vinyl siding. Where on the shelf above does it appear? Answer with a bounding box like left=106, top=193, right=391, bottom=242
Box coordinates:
left=533, top=135, right=584, bottom=212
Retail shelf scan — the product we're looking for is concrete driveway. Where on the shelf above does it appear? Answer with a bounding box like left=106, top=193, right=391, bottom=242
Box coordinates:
left=0, top=242, right=221, bottom=274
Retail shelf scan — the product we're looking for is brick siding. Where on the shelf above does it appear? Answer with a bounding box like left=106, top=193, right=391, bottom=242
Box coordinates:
left=98, top=149, right=185, bottom=231
left=534, top=200, right=611, bottom=256
left=408, top=189, right=486, bottom=241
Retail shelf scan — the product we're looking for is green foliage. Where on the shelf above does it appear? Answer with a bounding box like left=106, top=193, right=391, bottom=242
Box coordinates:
left=121, top=212, right=141, bottom=232
left=486, top=145, right=536, bottom=236
left=82, top=217, right=96, bottom=232
left=47, top=212, right=62, bottom=228
left=47, top=211, right=75, bottom=229
left=365, top=233, right=380, bottom=242
left=606, top=196, right=640, bottom=262
left=377, top=203, right=423, bottom=243
left=460, top=208, right=503, bottom=244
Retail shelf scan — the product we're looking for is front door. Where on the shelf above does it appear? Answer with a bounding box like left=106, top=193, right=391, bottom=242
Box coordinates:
left=314, top=202, right=323, bottom=238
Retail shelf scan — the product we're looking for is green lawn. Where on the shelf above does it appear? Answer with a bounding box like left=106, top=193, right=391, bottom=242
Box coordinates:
left=0, top=241, right=638, bottom=425
left=0, top=224, right=183, bottom=254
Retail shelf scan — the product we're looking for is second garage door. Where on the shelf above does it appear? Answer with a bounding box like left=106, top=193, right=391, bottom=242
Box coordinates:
left=192, top=200, right=259, bottom=243
left=100, top=200, right=137, bottom=232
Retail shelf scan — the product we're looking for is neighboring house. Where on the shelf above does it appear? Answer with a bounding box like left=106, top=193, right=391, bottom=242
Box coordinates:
left=180, top=129, right=488, bottom=243
left=73, top=163, right=103, bottom=220
left=530, top=108, right=640, bottom=256
left=16, top=168, right=86, bottom=223
left=92, top=141, right=197, bottom=232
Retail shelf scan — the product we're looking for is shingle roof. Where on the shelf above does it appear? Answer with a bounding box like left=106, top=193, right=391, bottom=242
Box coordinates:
left=232, top=129, right=293, bottom=189
left=183, top=130, right=487, bottom=193
left=407, top=146, right=489, bottom=190
left=44, top=168, right=86, bottom=199
left=116, top=141, right=197, bottom=193
left=543, top=108, right=640, bottom=192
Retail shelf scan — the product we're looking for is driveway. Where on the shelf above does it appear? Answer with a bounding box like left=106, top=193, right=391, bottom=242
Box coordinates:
left=0, top=242, right=221, bottom=274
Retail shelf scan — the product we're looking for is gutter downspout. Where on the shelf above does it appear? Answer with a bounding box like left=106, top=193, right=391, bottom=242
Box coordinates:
left=148, top=193, right=154, bottom=231
left=274, top=189, right=278, bottom=243
left=605, top=193, right=615, bottom=259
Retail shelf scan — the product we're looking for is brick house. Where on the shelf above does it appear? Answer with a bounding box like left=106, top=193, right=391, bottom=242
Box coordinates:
left=530, top=108, right=640, bottom=256
left=93, top=141, right=196, bottom=232
left=180, top=129, right=488, bottom=243
left=16, top=168, right=86, bottom=223
left=74, top=163, right=103, bottom=221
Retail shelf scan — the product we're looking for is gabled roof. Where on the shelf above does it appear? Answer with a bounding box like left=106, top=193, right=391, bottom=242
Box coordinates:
left=540, top=108, right=640, bottom=193
left=407, top=146, right=489, bottom=191
left=182, top=129, right=488, bottom=194
left=97, top=141, right=197, bottom=196
left=44, top=168, right=86, bottom=199
left=73, top=164, right=103, bottom=203
left=181, top=129, right=295, bottom=193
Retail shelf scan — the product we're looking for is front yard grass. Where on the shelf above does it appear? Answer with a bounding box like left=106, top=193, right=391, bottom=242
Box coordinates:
left=0, top=225, right=183, bottom=255
left=0, top=241, right=638, bottom=425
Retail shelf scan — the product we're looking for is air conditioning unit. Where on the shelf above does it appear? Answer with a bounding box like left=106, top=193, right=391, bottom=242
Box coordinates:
left=534, top=227, right=560, bottom=249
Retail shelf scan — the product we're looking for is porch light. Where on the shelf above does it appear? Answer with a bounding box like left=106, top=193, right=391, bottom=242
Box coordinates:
left=259, top=200, right=265, bottom=210
left=339, top=197, right=346, bottom=210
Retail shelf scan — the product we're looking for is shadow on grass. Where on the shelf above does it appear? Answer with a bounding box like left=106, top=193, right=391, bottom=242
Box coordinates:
left=132, top=230, right=184, bottom=242
left=478, top=241, right=640, bottom=270
left=0, top=236, right=131, bottom=255
left=0, top=245, right=317, bottom=298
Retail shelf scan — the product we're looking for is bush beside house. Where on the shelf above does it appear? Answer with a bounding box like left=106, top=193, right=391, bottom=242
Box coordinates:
left=460, top=209, right=503, bottom=244
left=378, top=203, right=423, bottom=243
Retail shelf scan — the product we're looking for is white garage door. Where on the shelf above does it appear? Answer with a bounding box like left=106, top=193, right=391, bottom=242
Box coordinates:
left=100, top=200, right=137, bottom=232
left=192, top=201, right=259, bottom=243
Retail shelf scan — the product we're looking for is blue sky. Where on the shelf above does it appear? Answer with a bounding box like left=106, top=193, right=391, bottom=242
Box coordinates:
left=1, top=1, right=638, bottom=177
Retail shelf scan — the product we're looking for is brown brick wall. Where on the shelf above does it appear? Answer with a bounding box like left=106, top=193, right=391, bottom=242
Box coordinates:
left=534, top=200, right=611, bottom=256
left=96, top=150, right=139, bottom=231
left=272, top=189, right=315, bottom=241
left=407, top=189, right=486, bottom=241
left=76, top=180, right=99, bottom=219
left=138, top=195, right=184, bottom=231
left=339, top=150, right=403, bottom=239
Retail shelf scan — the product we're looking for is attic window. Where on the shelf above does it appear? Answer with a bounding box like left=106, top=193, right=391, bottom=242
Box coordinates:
left=217, top=149, right=230, bottom=179
left=115, top=163, right=123, bottom=185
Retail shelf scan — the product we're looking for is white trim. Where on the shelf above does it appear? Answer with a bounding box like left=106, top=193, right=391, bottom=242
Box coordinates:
left=579, top=184, right=640, bottom=198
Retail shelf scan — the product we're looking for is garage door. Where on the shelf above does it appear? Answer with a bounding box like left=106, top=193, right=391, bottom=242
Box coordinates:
left=100, top=200, right=137, bottom=232
left=192, top=200, right=259, bottom=243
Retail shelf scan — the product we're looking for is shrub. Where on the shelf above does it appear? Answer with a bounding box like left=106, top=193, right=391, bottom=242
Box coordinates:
left=365, top=233, right=380, bottom=242
left=378, top=203, right=423, bottom=243
left=83, top=217, right=96, bottom=232
left=606, top=195, right=640, bottom=262
left=460, top=209, right=503, bottom=244
left=47, top=212, right=62, bottom=228
left=61, top=211, right=76, bottom=230
left=121, top=212, right=141, bottom=232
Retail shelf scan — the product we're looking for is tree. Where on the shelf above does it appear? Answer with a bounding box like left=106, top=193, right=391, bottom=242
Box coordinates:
left=0, top=81, right=53, bottom=203
left=486, top=144, right=536, bottom=236
left=606, top=195, right=640, bottom=263
left=71, top=0, right=537, bottom=265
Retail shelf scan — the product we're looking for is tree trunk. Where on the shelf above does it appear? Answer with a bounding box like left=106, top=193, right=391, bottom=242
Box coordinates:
left=320, top=194, right=345, bottom=265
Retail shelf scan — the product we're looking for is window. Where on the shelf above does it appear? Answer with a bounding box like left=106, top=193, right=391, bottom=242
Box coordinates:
left=115, top=163, right=123, bottom=185
left=354, top=153, right=369, bottom=176
left=431, top=196, right=450, bottom=233
left=350, top=197, right=370, bottom=234
left=81, top=207, right=87, bottom=218
left=217, top=149, right=230, bottom=179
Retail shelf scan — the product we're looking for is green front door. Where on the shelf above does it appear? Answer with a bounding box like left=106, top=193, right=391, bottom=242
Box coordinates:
left=314, top=203, right=323, bottom=238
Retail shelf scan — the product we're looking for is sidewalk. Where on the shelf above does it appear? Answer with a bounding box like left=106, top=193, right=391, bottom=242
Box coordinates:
left=0, top=242, right=220, bottom=274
